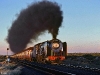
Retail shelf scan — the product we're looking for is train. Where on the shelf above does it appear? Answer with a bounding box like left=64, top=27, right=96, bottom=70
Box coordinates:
left=10, top=39, right=67, bottom=64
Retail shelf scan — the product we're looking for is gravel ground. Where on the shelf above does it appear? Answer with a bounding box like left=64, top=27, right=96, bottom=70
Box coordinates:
left=62, top=57, right=100, bottom=69
left=0, top=61, right=37, bottom=75
left=0, top=56, right=100, bottom=75
left=0, top=61, right=22, bottom=75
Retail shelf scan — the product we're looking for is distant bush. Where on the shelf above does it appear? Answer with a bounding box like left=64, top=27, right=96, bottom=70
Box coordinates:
left=0, top=55, right=6, bottom=62
left=82, top=54, right=95, bottom=60
left=65, top=55, right=78, bottom=60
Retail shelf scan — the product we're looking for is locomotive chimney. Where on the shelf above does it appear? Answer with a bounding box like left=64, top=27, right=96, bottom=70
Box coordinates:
left=52, top=37, right=56, bottom=40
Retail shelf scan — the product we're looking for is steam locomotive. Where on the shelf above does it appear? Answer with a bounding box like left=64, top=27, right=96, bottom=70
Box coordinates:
left=10, top=39, right=67, bottom=64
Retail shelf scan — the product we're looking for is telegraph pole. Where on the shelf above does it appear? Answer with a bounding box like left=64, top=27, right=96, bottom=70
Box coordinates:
left=7, top=48, right=9, bottom=64
left=7, top=48, right=9, bottom=57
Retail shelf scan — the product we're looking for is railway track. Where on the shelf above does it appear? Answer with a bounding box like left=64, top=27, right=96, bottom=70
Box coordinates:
left=14, top=60, right=100, bottom=75
left=27, top=62, right=100, bottom=75
left=19, top=61, right=73, bottom=75
left=43, top=63, right=100, bottom=75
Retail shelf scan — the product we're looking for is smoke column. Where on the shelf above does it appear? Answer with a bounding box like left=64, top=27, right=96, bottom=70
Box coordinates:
left=7, top=0, right=63, bottom=53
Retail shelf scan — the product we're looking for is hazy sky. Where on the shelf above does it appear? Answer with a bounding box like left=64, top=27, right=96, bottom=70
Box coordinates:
left=0, top=0, right=100, bottom=55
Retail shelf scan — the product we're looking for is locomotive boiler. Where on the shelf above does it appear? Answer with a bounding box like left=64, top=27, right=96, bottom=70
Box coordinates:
left=11, top=39, right=67, bottom=64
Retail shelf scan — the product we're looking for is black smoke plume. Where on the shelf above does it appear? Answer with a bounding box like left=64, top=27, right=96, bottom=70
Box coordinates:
left=7, top=0, right=63, bottom=53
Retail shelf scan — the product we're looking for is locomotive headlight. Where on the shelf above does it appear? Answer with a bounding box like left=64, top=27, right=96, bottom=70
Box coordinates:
left=52, top=43, right=59, bottom=48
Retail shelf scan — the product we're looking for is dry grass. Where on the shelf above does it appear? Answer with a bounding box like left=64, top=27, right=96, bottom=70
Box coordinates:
left=0, top=62, right=22, bottom=75
left=63, top=55, right=100, bottom=68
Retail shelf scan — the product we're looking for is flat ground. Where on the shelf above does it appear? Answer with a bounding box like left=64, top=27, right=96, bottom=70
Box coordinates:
left=62, top=53, right=100, bottom=68
left=0, top=53, right=100, bottom=69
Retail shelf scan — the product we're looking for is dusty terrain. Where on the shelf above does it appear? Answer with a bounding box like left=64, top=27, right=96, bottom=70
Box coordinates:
left=0, top=53, right=100, bottom=75
left=63, top=53, right=100, bottom=68
left=0, top=61, right=22, bottom=75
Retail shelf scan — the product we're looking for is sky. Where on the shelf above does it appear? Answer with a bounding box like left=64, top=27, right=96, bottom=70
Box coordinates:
left=0, top=0, right=100, bottom=55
